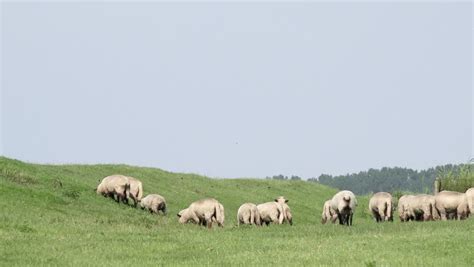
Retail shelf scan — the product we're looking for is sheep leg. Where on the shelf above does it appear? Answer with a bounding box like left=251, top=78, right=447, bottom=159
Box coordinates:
left=115, top=193, right=121, bottom=203
left=438, top=208, right=448, bottom=221
left=190, top=212, right=200, bottom=225
left=243, top=215, right=250, bottom=225
left=422, top=205, right=432, bottom=221
left=338, top=213, right=343, bottom=225
left=372, top=209, right=380, bottom=222
left=378, top=205, right=386, bottom=222
left=204, top=213, right=214, bottom=229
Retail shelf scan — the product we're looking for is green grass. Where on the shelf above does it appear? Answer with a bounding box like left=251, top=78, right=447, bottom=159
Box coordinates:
left=0, top=157, right=473, bottom=266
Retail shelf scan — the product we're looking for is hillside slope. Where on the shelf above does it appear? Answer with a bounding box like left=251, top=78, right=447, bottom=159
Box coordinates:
left=1, top=157, right=473, bottom=266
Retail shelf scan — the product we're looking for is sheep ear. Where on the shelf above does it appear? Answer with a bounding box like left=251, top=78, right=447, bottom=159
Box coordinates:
left=285, top=199, right=289, bottom=203
left=177, top=213, right=181, bottom=217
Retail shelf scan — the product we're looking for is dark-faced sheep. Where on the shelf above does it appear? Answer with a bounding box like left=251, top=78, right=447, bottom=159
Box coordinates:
left=330, top=190, right=357, bottom=226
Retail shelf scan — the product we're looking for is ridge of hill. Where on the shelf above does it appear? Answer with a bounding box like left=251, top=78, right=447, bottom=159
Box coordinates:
left=1, top=157, right=473, bottom=266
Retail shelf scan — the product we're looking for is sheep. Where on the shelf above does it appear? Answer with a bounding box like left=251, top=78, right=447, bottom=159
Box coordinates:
left=237, top=203, right=261, bottom=226
left=127, top=176, right=143, bottom=207
left=330, top=190, right=357, bottom=226
left=96, top=175, right=130, bottom=203
left=435, top=191, right=469, bottom=220
left=177, top=198, right=224, bottom=228
left=321, top=200, right=337, bottom=224
left=140, top=194, right=167, bottom=214
left=369, top=192, right=393, bottom=222
left=257, top=199, right=285, bottom=226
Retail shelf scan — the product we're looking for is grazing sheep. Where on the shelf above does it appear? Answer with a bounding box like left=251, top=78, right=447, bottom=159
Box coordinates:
left=321, top=200, right=337, bottom=224
left=398, top=195, right=414, bottom=222
left=413, top=194, right=438, bottom=221
left=127, top=176, right=143, bottom=207
left=96, top=175, right=130, bottom=203
left=257, top=199, right=285, bottom=226
left=398, top=194, right=437, bottom=222
left=140, top=194, right=167, bottom=214
left=369, top=192, right=393, bottom=222
left=406, top=194, right=434, bottom=221
left=466, top=187, right=474, bottom=216
left=435, top=191, right=469, bottom=220
left=330, top=190, right=357, bottom=226
left=197, top=203, right=225, bottom=227
left=237, top=203, right=261, bottom=226
left=177, top=198, right=224, bottom=228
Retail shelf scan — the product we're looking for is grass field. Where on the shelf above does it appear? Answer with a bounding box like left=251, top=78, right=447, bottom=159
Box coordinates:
left=1, top=156, right=473, bottom=266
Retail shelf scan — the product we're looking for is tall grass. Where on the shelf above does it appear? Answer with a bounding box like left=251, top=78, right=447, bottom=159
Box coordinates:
left=0, top=166, right=37, bottom=185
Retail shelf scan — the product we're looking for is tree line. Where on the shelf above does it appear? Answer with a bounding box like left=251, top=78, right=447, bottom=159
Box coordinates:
left=268, top=163, right=474, bottom=195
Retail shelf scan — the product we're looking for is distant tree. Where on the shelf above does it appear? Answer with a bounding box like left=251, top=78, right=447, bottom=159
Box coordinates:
left=290, top=175, right=301, bottom=181
left=271, top=164, right=470, bottom=194
left=272, top=174, right=287, bottom=180
left=314, top=166, right=445, bottom=195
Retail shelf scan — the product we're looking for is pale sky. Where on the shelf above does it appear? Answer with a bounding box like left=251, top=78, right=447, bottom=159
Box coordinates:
left=1, top=2, right=472, bottom=178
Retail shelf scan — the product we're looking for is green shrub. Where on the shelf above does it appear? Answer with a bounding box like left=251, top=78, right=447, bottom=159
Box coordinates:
left=437, top=164, right=474, bottom=192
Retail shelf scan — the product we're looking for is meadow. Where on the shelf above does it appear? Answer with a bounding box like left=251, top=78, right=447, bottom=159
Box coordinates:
left=0, top=156, right=473, bottom=266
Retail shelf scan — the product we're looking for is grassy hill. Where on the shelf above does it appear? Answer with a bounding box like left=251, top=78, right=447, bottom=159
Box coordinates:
left=1, top=157, right=473, bottom=266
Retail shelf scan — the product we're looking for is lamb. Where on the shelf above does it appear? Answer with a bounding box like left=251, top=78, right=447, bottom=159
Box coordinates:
left=140, top=194, right=167, bottom=214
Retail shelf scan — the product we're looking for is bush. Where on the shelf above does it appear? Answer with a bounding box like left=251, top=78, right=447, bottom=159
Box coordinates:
left=437, top=164, right=474, bottom=192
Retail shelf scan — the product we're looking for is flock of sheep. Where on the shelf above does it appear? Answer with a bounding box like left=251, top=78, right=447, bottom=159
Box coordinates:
left=322, top=189, right=474, bottom=225
left=95, top=174, right=474, bottom=228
